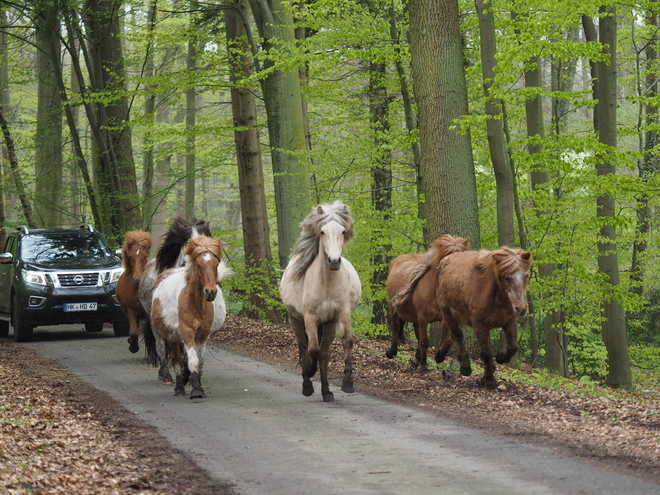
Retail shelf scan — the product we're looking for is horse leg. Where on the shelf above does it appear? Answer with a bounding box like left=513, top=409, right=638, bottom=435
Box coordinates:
left=186, top=342, right=206, bottom=399
left=385, top=304, right=402, bottom=359
left=303, top=314, right=321, bottom=379
left=496, top=321, right=519, bottom=365
left=169, top=342, right=186, bottom=396
left=156, top=332, right=173, bottom=383
left=416, top=319, right=430, bottom=372
left=474, top=327, right=497, bottom=388
left=339, top=313, right=355, bottom=395
left=446, top=319, right=471, bottom=376
left=290, top=316, right=314, bottom=397
left=126, top=309, right=140, bottom=354
left=319, top=323, right=336, bottom=402
left=434, top=320, right=453, bottom=363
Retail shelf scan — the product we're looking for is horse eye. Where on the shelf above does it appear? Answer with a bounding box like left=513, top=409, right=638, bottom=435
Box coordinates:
left=342, top=230, right=346, bottom=235
left=321, top=231, right=325, bottom=235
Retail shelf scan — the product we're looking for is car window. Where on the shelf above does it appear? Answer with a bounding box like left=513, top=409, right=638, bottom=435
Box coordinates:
left=20, top=233, right=112, bottom=262
left=3, top=236, right=16, bottom=255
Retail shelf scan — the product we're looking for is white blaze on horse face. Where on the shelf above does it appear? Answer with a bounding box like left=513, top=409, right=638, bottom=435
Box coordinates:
left=322, top=220, right=345, bottom=271
left=203, top=253, right=212, bottom=262
left=504, top=270, right=529, bottom=317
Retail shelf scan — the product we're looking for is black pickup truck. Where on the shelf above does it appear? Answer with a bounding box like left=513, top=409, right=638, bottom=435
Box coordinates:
left=0, top=224, right=129, bottom=341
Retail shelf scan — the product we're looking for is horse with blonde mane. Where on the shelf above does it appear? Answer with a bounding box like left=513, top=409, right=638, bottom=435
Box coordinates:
left=116, top=230, right=152, bottom=354
left=385, top=235, right=470, bottom=370
left=437, top=246, right=532, bottom=387
left=279, top=201, right=362, bottom=402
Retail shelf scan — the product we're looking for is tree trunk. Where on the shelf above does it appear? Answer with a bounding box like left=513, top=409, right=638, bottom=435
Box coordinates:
left=0, top=9, right=8, bottom=246
left=408, top=0, right=481, bottom=246
left=586, top=9, right=632, bottom=388
left=34, top=2, right=63, bottom=228
left=142, top=1, right=157, bottom=228
left=226, top=0, right=281, bottom=321
left=184, top=1, right=198, bottom=219
left=369, top=61, right=392, bottom=328
left=249, top=0, right=311, bottom=268
left=475, top=0, right=514, bottom=247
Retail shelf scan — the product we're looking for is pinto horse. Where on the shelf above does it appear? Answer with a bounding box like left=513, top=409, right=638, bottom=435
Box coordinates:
left=385, top=234, right=470, bottom=370
left=151, top=235, right=231, bottom=398
left=279, top=201, right=362, bottom=402
left=437, top=246, right=532, bottom=387
left=140, top=217, right=212, bottom=383
left=116, top=230, right=152, bottom=354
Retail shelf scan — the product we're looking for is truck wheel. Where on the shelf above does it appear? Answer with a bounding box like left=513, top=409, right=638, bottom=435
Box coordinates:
left=12, top=295, right=33, bottom=342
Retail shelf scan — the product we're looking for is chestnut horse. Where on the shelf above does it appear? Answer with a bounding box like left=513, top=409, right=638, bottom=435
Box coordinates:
left=151, top=235, right=231, bottom=398
left=116, top=230, right=152, bottom=354
left=279, top=201, right=362, bottom=402
left=140, top=217, right=212, bottom=383
left=437, top=246, right=532, bottom=387
left=385, top=235, right=470, bottom=370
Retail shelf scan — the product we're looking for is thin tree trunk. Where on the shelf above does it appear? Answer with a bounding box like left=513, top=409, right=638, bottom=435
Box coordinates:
left=184, top=1, right=198, bottom=219
left=0, top=9, right=8, bottom=246
left=475, top=0, right=514, bottom=247
left=0, top=110, right=36, bottom=229
left=585, top=9, right=632, bottom=388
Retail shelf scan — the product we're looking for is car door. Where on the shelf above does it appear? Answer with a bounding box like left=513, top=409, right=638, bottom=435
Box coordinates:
left=0, top=235, right=16, bottom=313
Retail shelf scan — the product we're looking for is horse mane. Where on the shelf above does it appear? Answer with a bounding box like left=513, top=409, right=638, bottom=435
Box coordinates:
left=288, top=201, right=355, bottom=281
left=476, top=246, right=532, bottom=277
left=121, top=230, right=152, bottom=270
left=156, top=216, right=212, bottom=272
left=390, top=234, right=469, bottom=309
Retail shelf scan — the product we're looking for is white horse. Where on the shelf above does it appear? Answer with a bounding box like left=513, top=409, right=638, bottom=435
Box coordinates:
left=279, top=201, right=362, bottom=402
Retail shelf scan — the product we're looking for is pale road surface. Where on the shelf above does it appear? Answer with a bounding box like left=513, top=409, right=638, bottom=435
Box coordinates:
left=20, top=326, right=660, bottom=495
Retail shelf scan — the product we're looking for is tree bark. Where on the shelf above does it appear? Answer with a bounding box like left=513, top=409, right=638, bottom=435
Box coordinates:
left=34, top=2, right=63, bottom=228
left=249, top=0, right=310, bottom=268
left=408, top=0, right=480, bottom=246
left=587, top=8, right=632, bottom=388
left=475, top=0, right=514, bottom=247
left=226, top=0, right=280, bottom=321
left=184, top=1, right=198, bottom=219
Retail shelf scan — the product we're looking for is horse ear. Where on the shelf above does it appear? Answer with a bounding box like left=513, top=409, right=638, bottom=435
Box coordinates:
left=520, top=250, right=532, bottom=261
left=462, top=237, right=470, bottom=250
left=316, top=205, right=325, bottom=215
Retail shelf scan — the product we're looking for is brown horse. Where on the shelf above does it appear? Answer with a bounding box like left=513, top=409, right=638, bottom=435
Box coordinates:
left=385, top=235, right=470, bottom=370
left=437, top=246, right=532, bottom=387
left=151, top=235, right=231, bottom=398
left=116, top=230, right=152, bottom=354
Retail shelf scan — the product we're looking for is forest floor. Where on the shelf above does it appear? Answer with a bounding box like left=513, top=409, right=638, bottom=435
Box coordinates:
left=1, top=313, right=659, bottom=494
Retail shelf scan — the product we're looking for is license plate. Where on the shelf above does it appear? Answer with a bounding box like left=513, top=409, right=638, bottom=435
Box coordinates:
left=63, top=302, right=97, bottom=312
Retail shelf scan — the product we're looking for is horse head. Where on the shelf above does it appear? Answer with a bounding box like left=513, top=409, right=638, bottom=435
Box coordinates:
left=315, top=202, right=355, bottom=271
left=491, top=247, right=532, bottom=317
left=122, top=230, right=152, bottom=285
left=184, top=236, right=223, bottom=302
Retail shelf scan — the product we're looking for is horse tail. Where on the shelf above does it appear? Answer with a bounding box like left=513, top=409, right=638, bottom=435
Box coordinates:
left=390, top=262, right=431, bottom=310
left=142, top=318, right=159, bottom=367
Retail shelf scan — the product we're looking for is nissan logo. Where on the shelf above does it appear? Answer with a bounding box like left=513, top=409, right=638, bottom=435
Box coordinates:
left=73, top=275, right=85, bottom=285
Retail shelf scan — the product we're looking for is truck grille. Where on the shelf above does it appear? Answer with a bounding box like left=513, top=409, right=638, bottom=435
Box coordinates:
left=57, top=272, right=99, bottom=287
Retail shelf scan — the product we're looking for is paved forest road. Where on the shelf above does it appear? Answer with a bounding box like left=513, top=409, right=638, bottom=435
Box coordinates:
left=25, top=329, right=660, bottom=495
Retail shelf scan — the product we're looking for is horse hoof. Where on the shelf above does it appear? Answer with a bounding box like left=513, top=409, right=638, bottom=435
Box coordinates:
left=174, top=387, right=186, bottom=396
left=322, top=392, right=335, bottom=403
left=159, top=372, right=173, bottom=384
left=435, top=350, right=447, bottom=363
left=460, top=366, right=472, bottom=377
left=385, top=349, right=396, bottom=359
left=302, top=383, right=314, bottom=397
left=495, top=352, right=510, bottom=364
left=190, top=389, right=207, bottom=399
left=128, top=341, right=139, bottom=354
left=341, top=382, right=354, bottom=394
left=478, top=376, right=498, bottom=389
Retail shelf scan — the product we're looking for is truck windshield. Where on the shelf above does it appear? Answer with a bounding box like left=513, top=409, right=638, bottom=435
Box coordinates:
left=20, top=233, right=112, bottom=262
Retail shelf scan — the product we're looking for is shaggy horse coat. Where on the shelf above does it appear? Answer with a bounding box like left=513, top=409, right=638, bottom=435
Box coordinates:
left=151, top=236, right=231, bottom=398
left=279, top=201, right=362, bottom=402
left=116, top=230, right=152, bottom=354
left=385, top=235, right=470, bottom=369
left=140, top=217, right=212, bottom=383
left=437, top=246, right=532, bottom=387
